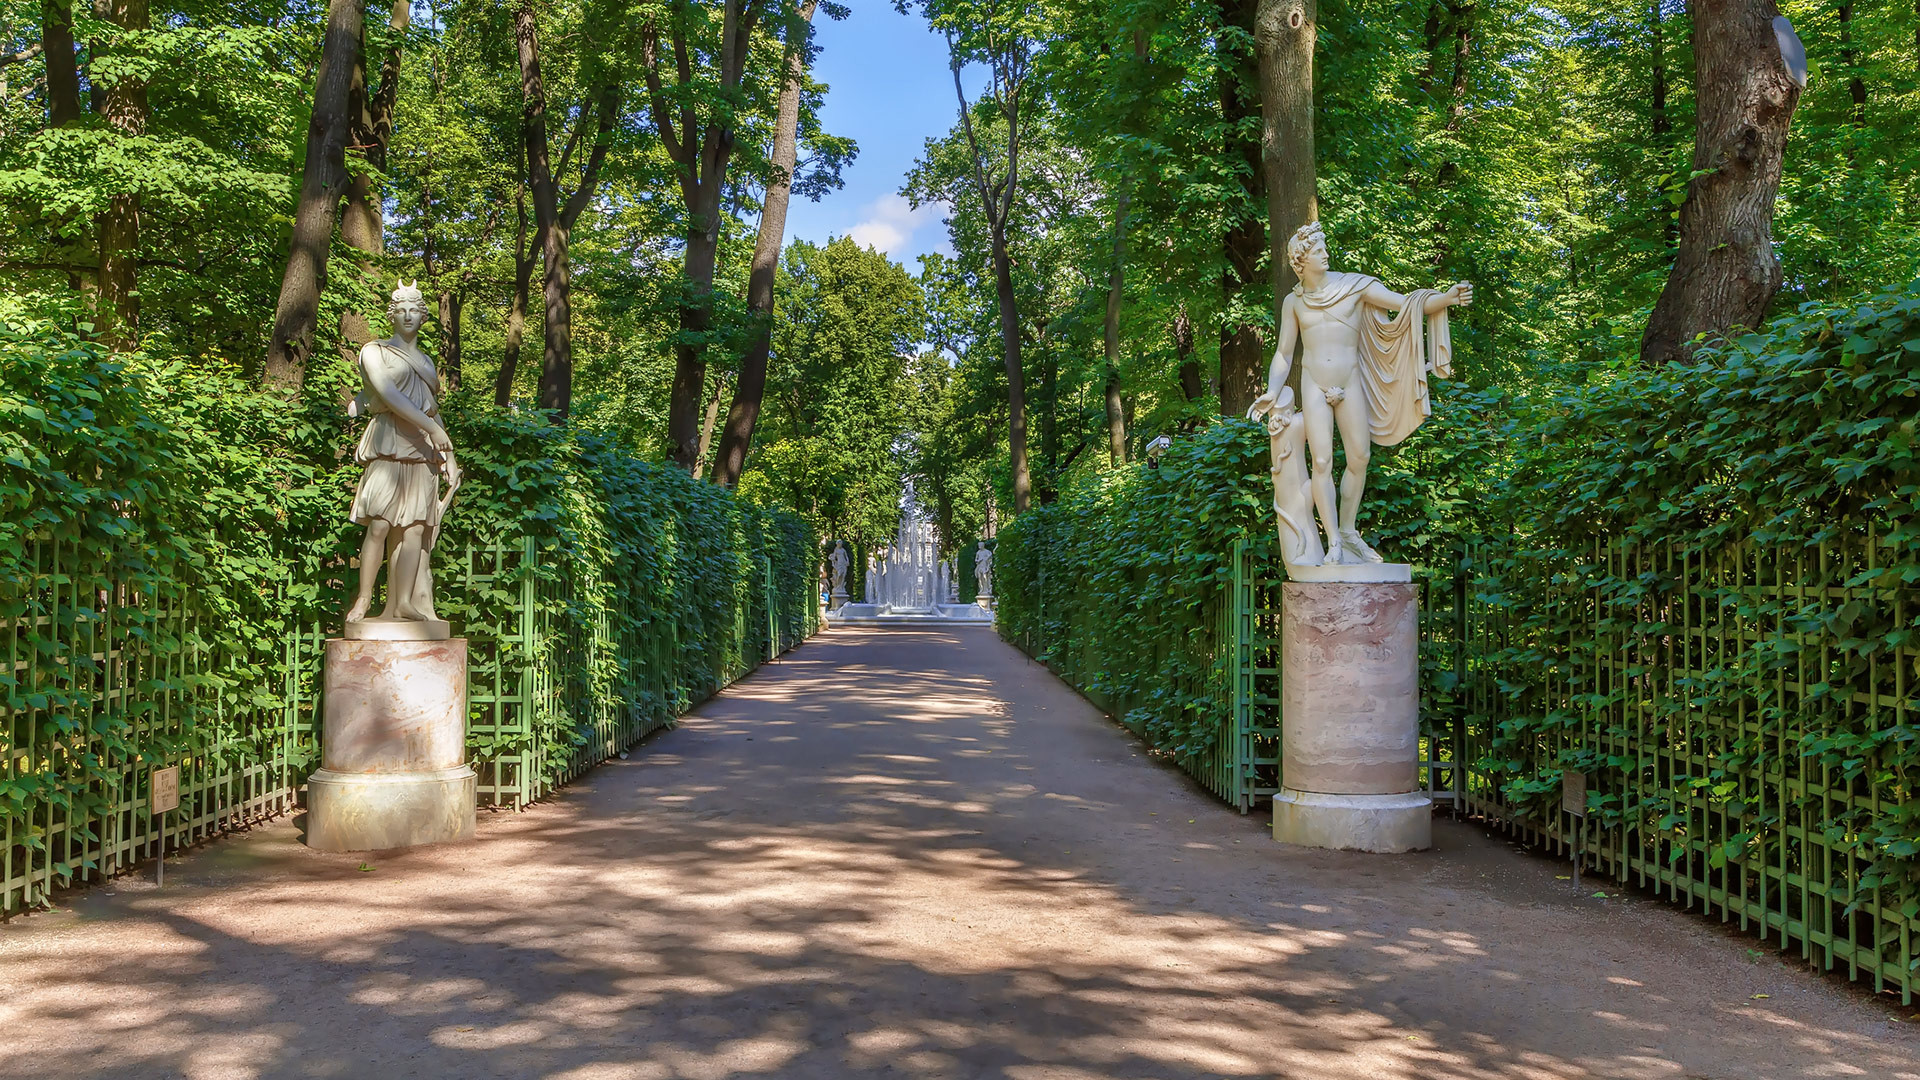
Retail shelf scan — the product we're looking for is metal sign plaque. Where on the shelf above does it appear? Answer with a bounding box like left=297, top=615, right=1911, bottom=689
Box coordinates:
left=150, top=766, right=180, bottom=815
left=1561, top=769, right=1587, bottom=818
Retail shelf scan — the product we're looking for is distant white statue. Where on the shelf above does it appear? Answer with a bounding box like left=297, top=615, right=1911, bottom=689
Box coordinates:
left=973, top=541, right=993, bottom=598
left=828, top=541, right=850, bottom=595
left=344, top=280, right=461, bottom=632
left=1248, top=222, right=1471, bottom=568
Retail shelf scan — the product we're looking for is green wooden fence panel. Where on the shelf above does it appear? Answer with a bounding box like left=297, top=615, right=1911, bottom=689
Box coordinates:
left=1454, top=533, right=1920, bottom=1002
left=2, top=532, right=818, bottom=915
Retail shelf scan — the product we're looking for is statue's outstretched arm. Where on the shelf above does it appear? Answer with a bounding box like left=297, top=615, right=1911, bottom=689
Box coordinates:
left=1363, top=279, right=1411, bottom=313
left=1364, top=279, right=1471, bottom=315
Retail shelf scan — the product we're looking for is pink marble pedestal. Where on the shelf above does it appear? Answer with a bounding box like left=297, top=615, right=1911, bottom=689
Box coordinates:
left=1271, top=578, right=1432, bottom=853
left=307, top=638, right=476, bottom=852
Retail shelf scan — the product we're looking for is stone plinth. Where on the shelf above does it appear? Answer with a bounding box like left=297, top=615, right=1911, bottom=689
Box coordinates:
left=307, top=637, right=476, bottom=852
left=1272, top=578, right=1431, bottom=853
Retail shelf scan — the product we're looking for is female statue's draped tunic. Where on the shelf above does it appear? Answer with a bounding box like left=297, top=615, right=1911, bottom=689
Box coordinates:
left=349, top=340, right=445, bottom=529
left=1293, top=273, right=1455, bottom=447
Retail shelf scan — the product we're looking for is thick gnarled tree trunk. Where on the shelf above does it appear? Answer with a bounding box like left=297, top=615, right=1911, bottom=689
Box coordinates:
left=265, top=0, right=364, bottom=389
left=1640, top=0, right=1801, bottom=365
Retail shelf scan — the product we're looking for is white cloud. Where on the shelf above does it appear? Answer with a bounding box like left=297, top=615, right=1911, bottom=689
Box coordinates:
left=848, top=220, right=908, bottom=252
left=846, top=194, right=944, bottom=256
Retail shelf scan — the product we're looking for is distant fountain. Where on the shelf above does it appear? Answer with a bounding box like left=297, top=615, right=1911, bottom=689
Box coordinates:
left=834, top=486, right=990, bottom=626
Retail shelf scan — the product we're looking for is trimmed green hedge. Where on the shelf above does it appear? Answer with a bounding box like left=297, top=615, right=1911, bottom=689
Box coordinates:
left=992, top=404, right=1494, bottom=761
left=996, top=281, right=1920, bottom=998
left=0, top=323, right=816, bottom=912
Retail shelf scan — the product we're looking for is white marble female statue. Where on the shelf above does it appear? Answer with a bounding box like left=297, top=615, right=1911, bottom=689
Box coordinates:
left=344, top=280, right=462, bottom=633
left=829, top=540, right=850, bottom=594
left=1248, top=222, right=1472, bottom=567
left=973, top=541, right=993, bottom=597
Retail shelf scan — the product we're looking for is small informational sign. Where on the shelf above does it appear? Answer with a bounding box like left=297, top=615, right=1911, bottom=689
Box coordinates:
left=1561, top=769, right=1587, bottom=818
left=150, top=766, right=180, bottom=815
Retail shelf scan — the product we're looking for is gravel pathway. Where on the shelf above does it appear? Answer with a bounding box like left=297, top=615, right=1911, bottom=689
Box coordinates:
left=2, top=625, right=1915, bottom=1079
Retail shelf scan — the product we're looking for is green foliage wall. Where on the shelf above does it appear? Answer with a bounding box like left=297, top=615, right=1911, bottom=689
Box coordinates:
left=0, top=322, right=816, bottom=912
left=995, top=281, right=1920, bottom=996
left=991, top=416, right=1475, bottom=759
left=1461, top=284, right=1920, bottom=960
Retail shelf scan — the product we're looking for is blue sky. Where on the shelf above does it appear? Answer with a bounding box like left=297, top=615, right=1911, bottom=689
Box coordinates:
left=783, top=3, right=971, bottom=269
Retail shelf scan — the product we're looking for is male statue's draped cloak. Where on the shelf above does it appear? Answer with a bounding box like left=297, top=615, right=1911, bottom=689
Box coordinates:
left=348, top=340, right=445, bottom=529
left=1294, top=273, right=1454, bottom=447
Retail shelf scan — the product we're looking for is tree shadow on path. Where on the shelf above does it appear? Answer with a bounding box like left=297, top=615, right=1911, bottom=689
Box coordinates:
left=1, top=627, right=1914, bottom=1080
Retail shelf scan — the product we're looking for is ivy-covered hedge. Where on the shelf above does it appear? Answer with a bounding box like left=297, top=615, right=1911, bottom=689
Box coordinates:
left=1456, top=283, right=1920, bottom=994
left=1, top=323, right=816, bottom=913
left=997, top=281, right=1920, bottom=996
left=992, top=402, right=1495, bottom=762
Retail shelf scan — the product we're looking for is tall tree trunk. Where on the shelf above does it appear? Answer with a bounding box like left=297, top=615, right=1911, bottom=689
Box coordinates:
left=1652, top=0, right=1676, bottom=248
left=338, top=0, right=411, bottom=349
left=1039, top=320, right=1058, bottom=484
left=1256, top=0, right=1318, bottom=307
left=1429, top=2, right=1474, bottom=268
left=94, top=0, right=147, bottom=349
left=1218, top=0, right=1267, bottom=417
left=43, top=0, right=82, bottom=126
left=669, top=218, right=721, bottom=467
left=536, top=219, right=573, bottom=415
left=653, top=2, right=759, bottom=472
left=1103, top=192, right=1127, bottom=466
left=1838, top=1, right=1866, bottom=124
left=696, top=374, right=726, bottom=467
left=1418, top=0, right=1443, bottom=97
left=1650, top=1, right=1669, bottom=141
left=712, top=0, right=818, bottom=488
left=1173, top=306, right=1203, bottom=402
left=439, top=290, right=463, bottom=390
left=1641, top=0, right=1801, bottom=365
left=991, top=231, right=1032, bottom=513
left=497, top=183, right=540, bottom=406
left=516, top=3, right=615, bottom=418
left=265, top=0, right=365, bottom=389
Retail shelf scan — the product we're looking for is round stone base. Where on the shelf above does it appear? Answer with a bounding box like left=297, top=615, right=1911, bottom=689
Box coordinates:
left=1272, top=788, right=1433, bottom=853
left=307, top=766, right=477, bottom=852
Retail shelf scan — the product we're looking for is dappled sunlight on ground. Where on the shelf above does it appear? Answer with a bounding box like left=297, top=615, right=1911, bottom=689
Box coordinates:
left=1, top=626, right=1914, bottom=1079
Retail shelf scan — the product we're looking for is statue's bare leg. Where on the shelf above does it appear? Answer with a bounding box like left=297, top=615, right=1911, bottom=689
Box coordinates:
left=346, top=520, right=390, bottom=623
left=1300, top=376, right=1342, bottom=562
left=382, top=524, right=427, bottom=619
left=1330, top=390, right=1382, bottom=563
left=412, top=538, right=438, bottom=622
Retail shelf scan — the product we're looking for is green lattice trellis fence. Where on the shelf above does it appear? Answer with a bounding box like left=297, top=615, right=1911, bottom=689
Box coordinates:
left=1457, top=533, right=1920, bottom=1001
left=3, top=531, right=818, bottom=912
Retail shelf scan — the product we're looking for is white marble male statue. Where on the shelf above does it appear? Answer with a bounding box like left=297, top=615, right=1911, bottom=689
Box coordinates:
left=344, top=280, right=462, bottom=634
left=973, top=541, right=993, bottom=597
left=1248, top=222, right=1472, bottom=569
left=829, top=541, right=850, bottom=594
